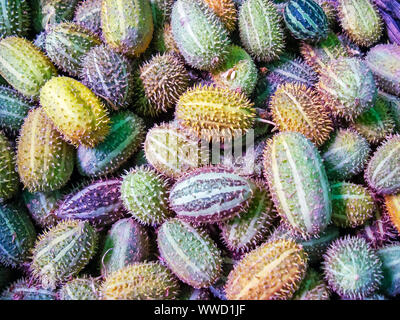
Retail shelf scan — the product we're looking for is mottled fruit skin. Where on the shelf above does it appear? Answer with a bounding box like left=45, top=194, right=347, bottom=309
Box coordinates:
left=157, top=218, right=223, bottom=288
left=31, top=220, right=98, bottom=289
left=74, top=0, right=102, bottom=36
left=1, top=278, right=57, bottom=300
left=17, top=108, right=74, bottom=193
left=0, top=37, right=57, bottom=97
left=263, top=132, right=332, bottom=238
left=225, top=239, right=307, bottom=300
left=203, top=0, right=237, bottom=32
left=380, top=91, right=400, bottom=131
left=378, top=245, right=400, bottom=297
left=292, top=269, right=330, bottom=300
left=0, top=0, right=31, bottom=38
left=0, top=133, right=18, bottom=202
left=102, top=262, right=180, bottom=300
left=59, top=277, right=101, bottom=300
left=40, top=76, right=110, bottom=148
left=101, top=0, right=154, bottom=57
left=365, top=135, right=400, bottom=195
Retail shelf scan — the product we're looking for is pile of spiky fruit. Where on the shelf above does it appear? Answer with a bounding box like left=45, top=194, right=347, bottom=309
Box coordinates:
left=0, top=0, right=399, bottom=301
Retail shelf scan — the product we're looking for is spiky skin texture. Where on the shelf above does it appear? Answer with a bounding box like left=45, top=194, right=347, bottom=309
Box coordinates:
left=77, top=111, right=145, bottom=177
left=314, top=0, right=336, bottom=27
left=365, top=135, right=400, bottom=195
left=0, top=0, right=31, bottom=38
left=377, top=245, right=400, bottom=297
left=157, top=218, right=223, bottom=288
left=0, top=133, right=18, bottom=202
left=323, top=236, right=383, bottom=299
left=219, top=181, right=275, bottom=252
left=0, top=278, right=57, bottom=300
left=16, top=108, right=74, bottom=193
left=203, top=0, right=237, bottom=32
left=0, top=85, right=32, bottom=134
left=211, top=45, right=258, bottom=97
left=101, top=0, right=154, bottom=57
left=331, top=182, right=375, bottom=228
left=54, top=179, right=125, bottom=229
left=74, top=0, right=102, bottom=36
left=283, top=0, right=329, bottom=41
left=292, top=269, right=330, bottom=300
left=40, top=76, right=110, bottom=148
left=270, top=82, right=333, bottom=146
left=239, top=0, right=285, bottom=62
left=149, top=0, right=175, bottom=30
left=137, top=53, right=190, bottom=116
left=58, top=277, right=101, bottom=300
left=225, top=239, right=307, bottom=300
left=80, top=44, right=135, bottom=110
left=33, top=31, right=47, bottom=52
left=0, top=37, right=57, bottom=98
left=337, top=0, right=382, bottom=47
left=102, top=263, right=180, bottom=300
left=263, top=132, right=332, bottom=238
left=365, top=44, right=400, bottom=97
left=31, top=220, right=98, bottom=289
left=175, top=85, right=256, bottom=142
left=153, top=22, right=181, bottom=55
left=0, top=203, right=36, bottom=267
left=379, top=91, right=400, bottom=131
left=321, top=129, right=371, bottom=181
left=101, top=218, right=150, bottom=276
left=170, top=166, right=253, bottom=223
left=385, top=193, right=400, bottom=234
left=171, top=0, right=230, bottom=70
left=318, top=57, right=377, bottom=121
left=121, top=166, right=173, bottom=226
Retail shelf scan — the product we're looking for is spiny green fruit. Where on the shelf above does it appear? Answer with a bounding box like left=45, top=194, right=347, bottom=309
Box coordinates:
left=0, top=85, right=32, bottom=134
left=101, top=0, right=154, bottom=57
left=323, top=236, right=383, bottom=299
left=225, top=239, right=307, bottom=300
left=314, top=0, right=336, bottom=27
left=283, top=0, right=328, bottom=41
left=270, top=82, right=333, bottom=146
left=0, top=132, right=18, bottom=202
left=365, top=135, right=400, bottom=195
left=239, top=0, right=285, bottom=62
left=1, top=278, right=57, bottom=300
left=263, top=132, right=332, bottom=238
left=0, top=203, right=36, bottom=267
left=0, top=0, right=31, bottom=38
left=331, top=182, right=375, bottom=228
left=121, top=166, right=173, bottom=226
left=31, top=220, right=98, bottom=289
left=22, top=190, right=62, bottom=228
left=175, top=85, right=256, bottom=142
left=157, top=218, right=223, bottom=288
left=0, top=37, right=57, bottom=98
left=379, top=91, right=400, bottom=131
left=210, top=45, right=258, bottom=96
left=136, top=53, right=190, bottom=116
left=318, top=57, right=377, bottom=121
left=149, top=0, right=175, bottom=31
left=171, top=0, right=230, bottom=70
left=58, top=277, right=101, bottom=300
left=292, top=269, right=330, bottom=300
left=219, top=180, right=275, bottom=252
left=321, top=129, right=371, bottom=181
left=74, top=0, right=102, bottom=36
left=101, top=218, right=150, bottom=276
left=365, top=44, right=400, bottom=97
left=352, top=96, right=396, bottom=145
left=45, top=22, right=101, bottom=77
left=40, top=76, right=110, bottom=148
left=377, top=245, right=400, bottom=297
left=385, top=193, right=400, bottom=235
left=80, top=44, right=135, bottom=110
left=77, top=111, right=145, bottom=177
left=337, top=0, right=382, bottom=47
left=203, top=0, right=237, bottom=32
left=144, top=123, right=205, bottom=179
left=102, top=262, right=180, bottom=300
left=16, top=108, right=74, bottom=193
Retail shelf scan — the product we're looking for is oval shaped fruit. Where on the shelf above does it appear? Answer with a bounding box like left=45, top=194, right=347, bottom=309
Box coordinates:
left=0, top=132, right=18, bottom=202
left=58, top=277, right=101, bottom=300
left=1, top=278, right=57, bottom=300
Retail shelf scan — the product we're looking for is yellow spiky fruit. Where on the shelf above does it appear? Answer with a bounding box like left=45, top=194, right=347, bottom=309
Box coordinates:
left=203, top=0, right=237, bottom=32
left=385, top=194, right=400, bottom=234
left=225, top=239, right=308, bottom=300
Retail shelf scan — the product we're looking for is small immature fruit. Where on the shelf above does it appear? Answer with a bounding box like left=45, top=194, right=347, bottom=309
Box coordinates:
left=204, top=0, right=237, bottom=32
left=121, top=166, right=172, bottom=226
left=377, top=245, right=400, bottom=297
left=40, top=76, right=110, bottom=148
left=101, top=0, right=154, bottom=57
left=17, top=108, right=74, bottom=193
left=385, top=193, right=400, bottom=234
left=292, top=269, right=330, bottom=300
left=31, top=220, right=98, bottom=289
left=157, top=218, right=223, bottom=288
left=59, top=277, right=101, bottom=300
left=1, top=278, right=57, bottom=300
left=74, top=0, right=102, bottom=36
left=263, top=132, right=332, bottom=238
left=102, top=262, right=180, bottom=300
left=0, top=0, right=31, bottom=38
left=0, top=133, right=18, bottom=202
left=225, top=239, right=308, bottom=300
left=0, top=37, right=57, bottom=97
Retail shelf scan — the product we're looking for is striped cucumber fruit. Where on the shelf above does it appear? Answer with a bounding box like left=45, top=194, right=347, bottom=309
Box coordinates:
left=0, top=0, right=31, bottom=38
left=0, top=132, right=18, bottom=202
